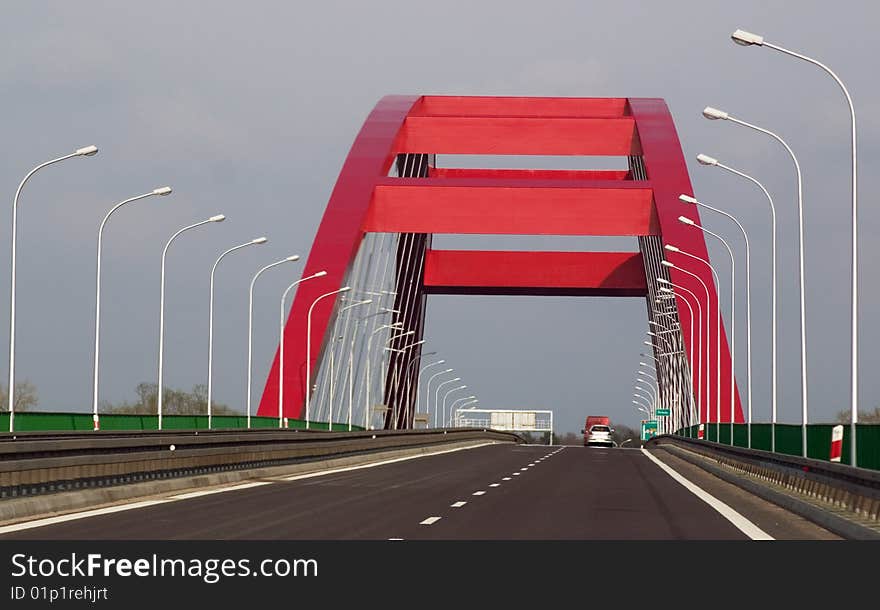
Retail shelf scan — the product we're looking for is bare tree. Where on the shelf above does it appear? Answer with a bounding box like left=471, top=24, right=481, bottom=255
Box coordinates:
left=0, top=380, right=38, bottom=412
left=834, top=407, right=880, bottom=424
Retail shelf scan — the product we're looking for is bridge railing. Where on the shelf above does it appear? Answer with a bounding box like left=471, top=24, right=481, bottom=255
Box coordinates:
left=673, top=422, right=880, bottom=471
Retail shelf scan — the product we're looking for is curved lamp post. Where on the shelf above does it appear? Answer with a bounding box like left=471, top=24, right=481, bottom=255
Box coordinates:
left=425, top=368, right=454, bottom=427
left=434, top=377, right=462, bottom=428
left=92, top=186, right=171, bottom=430
left=157, top=214, right=225, bottom=430
left=731, top=29, right=858, bottom=461
left=8, top=145, right=98, bottom=431
left=278, top=271, right=327, bottom=428
left=247, top=255, right=300, bottom=428
left=703, top=105, right=808, bottom=457
left=207, top=237, right=267, bottom=428
left=696, top=154, right=778, bottom=449
left=680, top=194, right=753, bottom=447
left=306, top=286, right=351, bottom=428
left=679, top=215, right=736, bottom=446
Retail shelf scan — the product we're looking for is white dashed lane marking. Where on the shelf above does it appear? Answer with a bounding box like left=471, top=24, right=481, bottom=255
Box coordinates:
left=451, top=501, right=467, bottom=508
left=502, top=477, right=511, bottom=481
left=420, top=517, right=442, bottom=525
left=472, top=491, right=486, bottom=496
left=489, top=483, right=500, bottom=487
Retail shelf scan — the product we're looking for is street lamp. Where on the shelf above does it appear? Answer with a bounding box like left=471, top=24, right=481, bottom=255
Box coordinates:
left=416, top=359, right=446, bottom=422
left=397, top=351, right=438, bottom=428
left=680, top=194, right=753, bottom=447
left=206, top=237, right=267, bottom=429
left=157, top=214, right=225, bottom=430
left=306, top=286, right=351, bottom=428
left=8, top=145, right=98, bottom=431
left=326, top=298, right=372, bottom=430
left=659, top=283, right=701, bottom=435
left=663, top=248, right=721, bottom=441
left=384, top=338, right=425, bottom=428
left=442, top=385, right=468, bottom=426
left=703, top=105, right=808, bottom=457
left=363, top=322, right=403, bottom=428
left=450, top=397, right=478, bottom=427
left=247, top=255, right=300, bottom=428
left=434, top=377, right=462, bottom=427
left=425, top=368, right=454, bottom=427
left=730, top=28, right=858, bottom=463
left=278, top=270, right=327, bottom=428
left=92, top=186, right=172, bottom=430
left=448, top=395, right=476, bottom=426
left=695, top=156, right=778, bottom=451
left=679, top=215, right=736, bottom=446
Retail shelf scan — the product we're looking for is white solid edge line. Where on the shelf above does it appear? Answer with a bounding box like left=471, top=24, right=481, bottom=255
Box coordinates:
left=170, top=481, right=271, bottom=500
left=420, top=516, right=442, bottom=525
left=280, top=441, right=498, bottom=482
left=0, top=500, right=172, bottom=536
left=0, top=441, right=502, bottom=535
left=640, top=448, right=774, bottom=540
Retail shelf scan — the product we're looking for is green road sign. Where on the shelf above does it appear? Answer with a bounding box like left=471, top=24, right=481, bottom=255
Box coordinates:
left=655, top=408, right=670, bottom=416
left=641, top=419, right=658, bottom=441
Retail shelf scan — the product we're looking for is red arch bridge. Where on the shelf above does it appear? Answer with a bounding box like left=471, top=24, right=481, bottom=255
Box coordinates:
left=256, top=95, right=744, bottom=432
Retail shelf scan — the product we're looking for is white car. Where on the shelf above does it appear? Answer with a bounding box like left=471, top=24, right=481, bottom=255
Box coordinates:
left=585, top=424, right=614, bottom=447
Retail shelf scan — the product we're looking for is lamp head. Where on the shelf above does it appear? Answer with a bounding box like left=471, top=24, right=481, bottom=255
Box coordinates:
left=153, top=186, right=172, bottom=196
left=252, top=237, right=268, bottom=244
left=285, top=255, right=301, bottom=262
left=702, top=106, right=729, bottom=120
left=445, top=368, right=454, bottom=373
left=731, top=29, right=764, bottom=46
left=664, top=244, right=680, bottom=253
left=696, top=154, right=718, bottom=166
left=338, top=286, right=352, bottom=293
left=678, top=194, right=698, bottom=205
left=657, top=277, right=671, bottom=285
left=661, top=260, right=674, bottom=268
left=314, top=270, right=328, bottom=278
left=209, top=214, right=226, bottom=222
left=660, top=287, right=674, bottom=293
left=437, top=359, right=446, bottom=364
left=76, top=145, right=99, bottom=156
left=678, top=215, right=696, bottom=226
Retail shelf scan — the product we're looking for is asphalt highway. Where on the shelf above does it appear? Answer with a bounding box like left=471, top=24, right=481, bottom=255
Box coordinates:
left=0, top=443, right=838, bottom=540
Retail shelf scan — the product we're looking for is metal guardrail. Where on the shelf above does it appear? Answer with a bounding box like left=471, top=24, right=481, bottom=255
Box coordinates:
left=0, top=428, right=521, bottom=500
left=648, top=435, right=880, bottom=528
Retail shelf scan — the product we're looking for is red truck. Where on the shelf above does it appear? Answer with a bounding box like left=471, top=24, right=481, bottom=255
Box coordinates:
left=581, top=416, right=612, bottom=447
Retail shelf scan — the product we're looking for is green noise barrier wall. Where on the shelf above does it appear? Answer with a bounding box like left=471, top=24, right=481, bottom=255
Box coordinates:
left=0, top=411, right=363, bottom=433
left=674, top=422, right=880, bottom=471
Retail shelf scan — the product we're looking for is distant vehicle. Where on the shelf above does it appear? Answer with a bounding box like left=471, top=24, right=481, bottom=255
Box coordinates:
left=584, top=424, right=614, bottom=447
left=581, top=415, right=611, bottom=446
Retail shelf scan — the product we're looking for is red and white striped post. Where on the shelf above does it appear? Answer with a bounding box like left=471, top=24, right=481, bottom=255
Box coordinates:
left=93, top=414, right=100, bottom=431
left=829, top=424, right=844, bottom=462
left=697, top=423, right=705, bottom=440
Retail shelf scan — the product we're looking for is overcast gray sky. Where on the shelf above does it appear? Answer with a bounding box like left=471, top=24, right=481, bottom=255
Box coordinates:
left=2, top=1, right=878, bottom=434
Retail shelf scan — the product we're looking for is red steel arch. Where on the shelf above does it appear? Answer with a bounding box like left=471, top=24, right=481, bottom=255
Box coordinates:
left=257, top=96, right=744, bottom=428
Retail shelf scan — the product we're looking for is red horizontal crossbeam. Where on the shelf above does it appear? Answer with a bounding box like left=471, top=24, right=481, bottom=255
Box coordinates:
left=362, top=178, right=658, bottom=236
left=423, top=250, right=648, bottom=297
left=429, top=168, right=632, bottom=181
left=411, top=96, right=630, bottom=118
left=394, top=116, right=641, bottom=156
